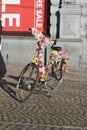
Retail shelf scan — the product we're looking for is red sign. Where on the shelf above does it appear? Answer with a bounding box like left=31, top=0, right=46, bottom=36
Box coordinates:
left=0, top=0, right=47, bottom=33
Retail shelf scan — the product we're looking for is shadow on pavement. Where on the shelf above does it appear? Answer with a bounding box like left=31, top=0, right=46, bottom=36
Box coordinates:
left=0, top=74, right=60, bottom=101
left=7, top=75, right=19, bottom=81
left=0, top=77, right=18, bottom=101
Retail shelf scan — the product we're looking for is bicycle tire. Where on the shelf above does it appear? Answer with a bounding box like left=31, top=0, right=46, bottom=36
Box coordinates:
left=16, top=62, right=39, bottom=102
left=52, top=61, right=63, bottom=80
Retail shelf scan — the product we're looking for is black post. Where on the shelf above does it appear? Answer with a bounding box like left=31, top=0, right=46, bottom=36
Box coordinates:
left=44, top=46, right=47, bottom=66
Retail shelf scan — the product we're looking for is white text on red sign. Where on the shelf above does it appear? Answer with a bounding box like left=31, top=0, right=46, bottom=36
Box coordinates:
left=1, top=0, right=20, bottom=27
left=35, top=0, right=43, bottom=28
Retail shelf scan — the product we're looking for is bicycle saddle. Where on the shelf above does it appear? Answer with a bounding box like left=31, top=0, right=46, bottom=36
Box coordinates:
left=51, top=46, right=62, bottom=51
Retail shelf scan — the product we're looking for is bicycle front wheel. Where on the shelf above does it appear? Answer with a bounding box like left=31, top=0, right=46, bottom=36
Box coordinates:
left=16, top=63, right=39, bottom=102
left=52, top=61, right=63, bottom=80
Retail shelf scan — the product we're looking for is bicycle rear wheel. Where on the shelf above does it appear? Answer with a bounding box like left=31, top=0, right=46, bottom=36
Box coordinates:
left=16, top=62, right=39, bottom=102
left=52, top=61, right=63, bottom=80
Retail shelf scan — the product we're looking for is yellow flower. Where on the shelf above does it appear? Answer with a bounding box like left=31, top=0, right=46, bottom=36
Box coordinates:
left=31, top=58, right=37, bottom=63
left=51, top=50, right=58, bottom=55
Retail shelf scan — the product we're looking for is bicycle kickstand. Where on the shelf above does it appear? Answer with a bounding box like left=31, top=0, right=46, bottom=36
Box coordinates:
left=44, top=82, right=51, bottom=97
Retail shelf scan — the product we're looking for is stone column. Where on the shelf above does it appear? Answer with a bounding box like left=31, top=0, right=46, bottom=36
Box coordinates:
left=50, top=0, right=60, bottom=36
left=60, top=1, right=81, bottom=39
left=80, top=3, right=87, bottom=39
left=79, top=2, right=87, bottom=67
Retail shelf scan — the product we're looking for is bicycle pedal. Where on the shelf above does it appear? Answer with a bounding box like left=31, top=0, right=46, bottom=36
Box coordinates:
left=41, top=87, right=47, bottom=92
left=47, top=94, right=51, bottom=98
left=44, top=78, right=52, bottom=82
left=50, top=86, right=54, bottom=90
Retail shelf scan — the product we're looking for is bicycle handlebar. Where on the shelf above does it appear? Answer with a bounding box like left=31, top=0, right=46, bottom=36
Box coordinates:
left=51, top=39, right=57, bottom=48
left=28, top=28, right=57, bottom=47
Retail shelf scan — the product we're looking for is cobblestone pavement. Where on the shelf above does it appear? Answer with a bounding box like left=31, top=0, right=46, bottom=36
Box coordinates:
left=0, top=65, right=87, bottom=130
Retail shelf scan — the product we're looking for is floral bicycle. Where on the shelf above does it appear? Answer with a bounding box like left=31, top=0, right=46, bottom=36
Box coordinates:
left=16, top=28, right=70, bottom=102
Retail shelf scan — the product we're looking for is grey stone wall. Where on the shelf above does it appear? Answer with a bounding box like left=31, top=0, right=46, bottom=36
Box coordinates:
left=1, top=36, right=36, bottom=66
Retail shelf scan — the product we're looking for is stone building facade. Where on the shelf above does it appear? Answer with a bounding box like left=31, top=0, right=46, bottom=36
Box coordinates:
left=50, top=0, right=87, bottom=68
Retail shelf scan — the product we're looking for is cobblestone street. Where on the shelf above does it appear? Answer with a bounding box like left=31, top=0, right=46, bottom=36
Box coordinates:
left=0, top=65, right=87, bottom=130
